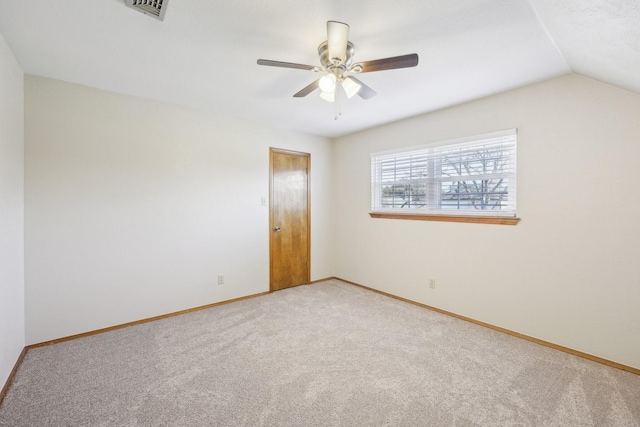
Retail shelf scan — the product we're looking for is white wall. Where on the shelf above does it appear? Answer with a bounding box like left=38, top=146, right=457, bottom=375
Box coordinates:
left=0, top=33, right=25, bottom=386
left=333, top=74, right=640, bottom=369
left=22, top=72, right=640, bottom=369
left=24, top=76, right=333, bottom=344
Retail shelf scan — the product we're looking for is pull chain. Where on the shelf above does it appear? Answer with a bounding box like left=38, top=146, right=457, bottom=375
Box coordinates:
left=334, top=79, right=345, bottom=120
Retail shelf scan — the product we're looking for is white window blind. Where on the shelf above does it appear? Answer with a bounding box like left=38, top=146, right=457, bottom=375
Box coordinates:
left=371, top=129, right=517, bottom=217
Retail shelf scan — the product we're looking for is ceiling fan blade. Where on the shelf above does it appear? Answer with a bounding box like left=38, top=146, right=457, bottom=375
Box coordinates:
left=353, top=53, right=419, bottom=73
left=347, top=77, right=376, bottom=100
left=257, top=59, right=317, bottom=71
left=293, top=79, right=320, bottom=97
left=327, top=21, right=349, bottom=63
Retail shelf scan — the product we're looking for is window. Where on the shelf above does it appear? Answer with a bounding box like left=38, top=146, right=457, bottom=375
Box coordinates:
left=370, top=129, right=518, bottom=224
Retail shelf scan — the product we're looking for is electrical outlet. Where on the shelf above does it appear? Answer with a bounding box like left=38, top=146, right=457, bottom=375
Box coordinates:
left=429, top=279, right=436, bottom=289
left=218, top=275, right=224, bottom=285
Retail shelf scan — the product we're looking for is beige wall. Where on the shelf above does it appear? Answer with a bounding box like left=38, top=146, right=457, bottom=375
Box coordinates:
left=24, top=76, right=334, bottom=344
left=21, top=72, right=640, bottom=369
left=0, top=33, right=25, bottom=386
left=333, top=74, right=640, bottom=369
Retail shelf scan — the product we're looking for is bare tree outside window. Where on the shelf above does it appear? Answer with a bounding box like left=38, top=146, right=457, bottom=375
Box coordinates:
left=439, top=145, right=510, bottom=211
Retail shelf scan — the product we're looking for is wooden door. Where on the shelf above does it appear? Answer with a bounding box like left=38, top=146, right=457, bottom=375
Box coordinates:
left=269, top=148, right=310, bottom=291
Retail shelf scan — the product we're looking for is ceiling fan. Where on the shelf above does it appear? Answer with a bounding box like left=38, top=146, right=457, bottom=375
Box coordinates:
left=257, top=21, right=418, bottom=109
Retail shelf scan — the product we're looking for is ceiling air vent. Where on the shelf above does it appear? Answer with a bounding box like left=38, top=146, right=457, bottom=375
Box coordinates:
left=124, top=0, right=168, bottom=21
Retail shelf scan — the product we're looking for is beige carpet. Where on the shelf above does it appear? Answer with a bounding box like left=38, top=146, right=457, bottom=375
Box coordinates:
left=1, top=279, right=639, bottom=426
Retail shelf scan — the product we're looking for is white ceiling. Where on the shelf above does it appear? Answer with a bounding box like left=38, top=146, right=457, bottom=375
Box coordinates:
left=0, top=0, right=637, bottom=138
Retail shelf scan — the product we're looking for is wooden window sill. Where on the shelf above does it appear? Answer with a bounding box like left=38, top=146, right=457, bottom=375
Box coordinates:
left=369, top=212, right=521, bottom=225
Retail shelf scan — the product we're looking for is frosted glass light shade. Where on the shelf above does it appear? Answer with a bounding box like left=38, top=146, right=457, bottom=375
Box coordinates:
left=342, top=77, right=361, bottom=99
left=319, top=73, right=337, bottom=93
left=319, top=77, right=361, bottom=103
left=320, top=91, right=335, bottom=102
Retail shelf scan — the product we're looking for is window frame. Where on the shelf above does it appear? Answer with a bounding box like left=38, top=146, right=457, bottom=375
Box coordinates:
left=370, top=129, right=520, bottom=225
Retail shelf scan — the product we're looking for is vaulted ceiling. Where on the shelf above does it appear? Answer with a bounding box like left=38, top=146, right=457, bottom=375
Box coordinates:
left=0, top=1, right=638, bottom=138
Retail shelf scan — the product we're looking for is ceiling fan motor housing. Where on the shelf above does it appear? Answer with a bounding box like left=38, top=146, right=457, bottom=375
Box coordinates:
left=318, top=41, right=355, bottom=69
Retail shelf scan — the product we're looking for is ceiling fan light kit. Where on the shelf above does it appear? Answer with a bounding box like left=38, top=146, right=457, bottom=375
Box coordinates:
left=257, top=21, right=419, bottom=119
